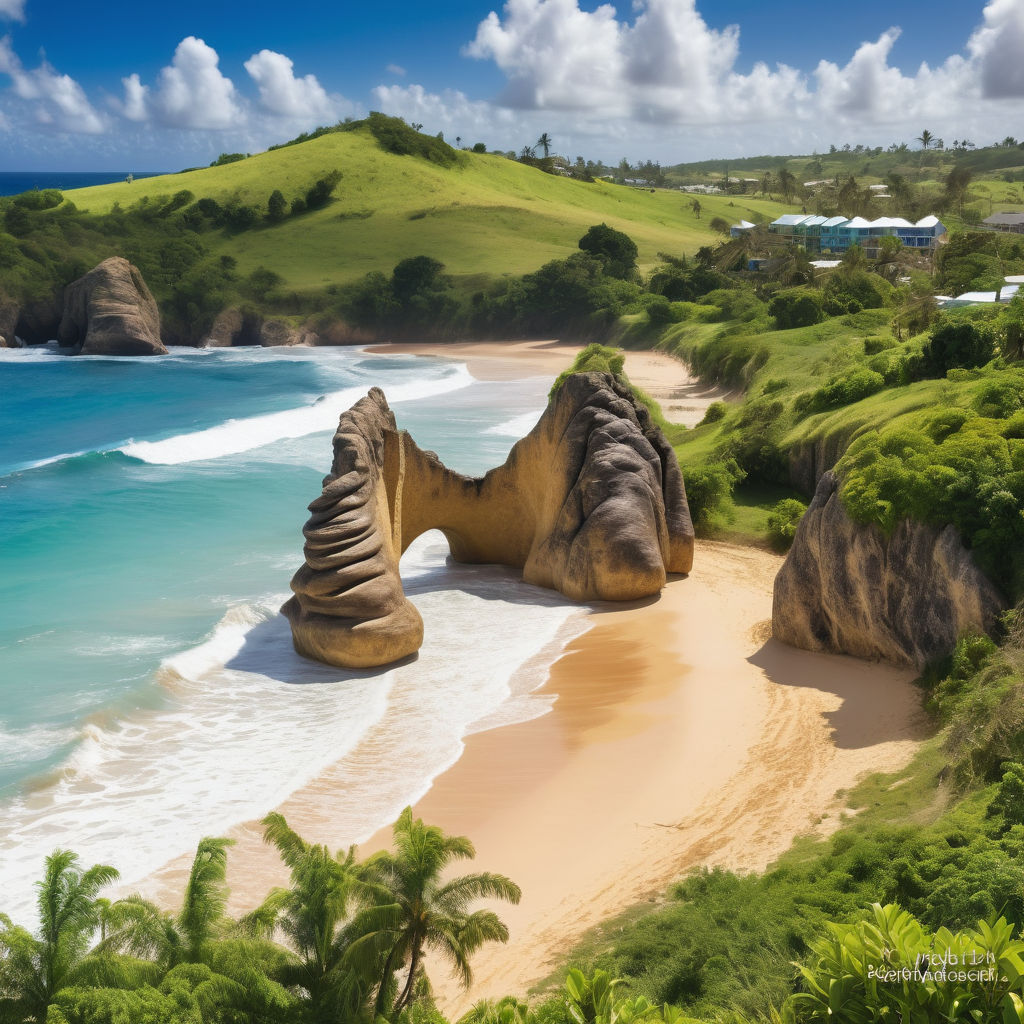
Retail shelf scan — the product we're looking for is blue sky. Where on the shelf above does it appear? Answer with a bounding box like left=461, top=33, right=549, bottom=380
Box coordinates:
left=0, top=0, right=1020, bottom=170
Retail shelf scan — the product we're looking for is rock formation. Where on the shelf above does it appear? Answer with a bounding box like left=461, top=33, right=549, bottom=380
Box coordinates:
left=773, top=471, right=1006, bottom=668
left=284, top=372, right=694, bottom=668
left=0, top=294, right=18, bottom=348
left=202, top=308, right=319, bottom=348
left=58, top=257, right=166, bottom=356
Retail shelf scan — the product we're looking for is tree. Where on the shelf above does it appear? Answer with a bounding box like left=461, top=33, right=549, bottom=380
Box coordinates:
left=350, top=808, right=520, bottom=1017
left=689, top=198, right=702, bottom=218
left=944, top=165, right=973, bottom=217
left=916, top=129, right=934, bottom=150
left=777, top=167, right=797, bottom=203
left=922, top=319, right=996, bottom=376
left=0, top=851, right=119, bottom=1023
left=267, top=189, right=287, bottom=223
left=760, top=172, right=773, bottom=199
left=245, top=813, right=379, bottom=1022
left=536, top=133, right=552, bottom=158
left=578, top=223, right=639, bottom=279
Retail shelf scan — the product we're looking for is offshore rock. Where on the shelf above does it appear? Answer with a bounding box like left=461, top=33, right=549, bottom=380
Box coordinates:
left=58, top=257, right=166, bottom=356
left=773, top=471, right=1006, bottom=668
left=284, top=372, right=694, bottom=668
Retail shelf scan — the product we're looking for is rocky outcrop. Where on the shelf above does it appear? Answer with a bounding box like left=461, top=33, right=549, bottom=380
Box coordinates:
left=0, top=294, right=18, bottom=347
left=284, top=372, right=694, bottom=668
left=59, top=257, right=166, bottom=356
left=773, top=471, right=1006, bottom=668
left=202, top=308, right=318, bottom=348
left=14, top=295, right=62, bottom=346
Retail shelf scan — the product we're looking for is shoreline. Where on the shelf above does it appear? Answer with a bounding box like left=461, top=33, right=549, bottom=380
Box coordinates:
left=128, top=342, right=929, bottom=1013
left=365, top=339, right=734, bottom=425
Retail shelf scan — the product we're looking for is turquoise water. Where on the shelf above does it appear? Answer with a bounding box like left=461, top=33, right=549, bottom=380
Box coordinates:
left=0, top=345, right=577, bottom=919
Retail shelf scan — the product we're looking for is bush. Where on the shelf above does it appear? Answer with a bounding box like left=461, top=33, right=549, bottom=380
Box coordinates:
left=550, top=342, right=625, bottom=396
left=267, top=189, right=287, bottom=223
left=922, top=320, right=996, bottom=376
left=699, top=401, right=728, bottom=425
left=794, top=368, right=886, bottom=415
left=768, top=288, right=824, bottom=330
left=305, top=170, right=342, bottom=210
left=683, top=459, right=745, bottom=532
left=364, top=111, right=459, bottom=167
left=972, top=371, right=1024, bottom=417
left=766, top=498, right=807, bottom=550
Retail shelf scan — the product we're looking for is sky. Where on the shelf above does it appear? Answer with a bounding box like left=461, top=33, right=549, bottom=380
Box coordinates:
left=0, top=0, right=1021, bottom=170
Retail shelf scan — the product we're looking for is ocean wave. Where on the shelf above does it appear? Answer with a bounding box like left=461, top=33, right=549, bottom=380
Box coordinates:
left=0, top=722, right=79, bottom=771
left=0, top=533, right=586, bottom=925
left=118, top=365, right=474, bottom=465
left=484, top=410, right=544, bottom=438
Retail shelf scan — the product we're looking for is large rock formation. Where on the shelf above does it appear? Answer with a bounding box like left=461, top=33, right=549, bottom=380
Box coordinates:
left=284, top=372, right=694, bottom=668
left=58, top=257, right=166, bottom=356
left=773, top=471, right=1006, bottom=668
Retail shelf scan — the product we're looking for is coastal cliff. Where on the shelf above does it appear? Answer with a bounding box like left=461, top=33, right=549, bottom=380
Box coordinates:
left=283, top=372, right=694, bottom=668
left=58, top=257, right=166, bottom=356
left=773, top=471, right=1006, bottom=668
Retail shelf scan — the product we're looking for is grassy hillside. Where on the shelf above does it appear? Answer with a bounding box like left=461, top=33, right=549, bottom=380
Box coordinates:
left=65, top=127, right=796, bottom=291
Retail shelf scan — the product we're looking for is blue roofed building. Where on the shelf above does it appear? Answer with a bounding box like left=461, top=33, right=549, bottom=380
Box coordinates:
left=762, top=214, right=946, bottom=255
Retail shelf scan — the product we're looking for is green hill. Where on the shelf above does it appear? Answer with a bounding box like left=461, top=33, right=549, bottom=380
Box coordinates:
left=65, top=126, right=796, bottom=293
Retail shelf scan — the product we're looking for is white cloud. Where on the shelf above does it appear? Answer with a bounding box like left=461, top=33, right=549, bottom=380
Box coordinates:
left=149, top=36, right=243, bottom=129
left=0, top=35, right=105, bottom=132
left=119, top=72, right=148, bottom=121
left=244, top=49, right=337, bottom=120
left=969, top=0, right=1024, bottom=97
left=0, top=0, right=24, bottom=22
left=386, top=63, right=406, bottom=77
left=454, top=0, right=1024, bottom=156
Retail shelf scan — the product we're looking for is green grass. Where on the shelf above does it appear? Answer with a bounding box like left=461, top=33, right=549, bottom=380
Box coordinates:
left=64, top=127, right=799, bottom=292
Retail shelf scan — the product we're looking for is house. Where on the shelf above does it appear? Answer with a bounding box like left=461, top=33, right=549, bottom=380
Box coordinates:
left=766, top=213, right=946, bottom=255
left=730, top=219, right=757, bottom=237
left=983, top=212, right=1024, bottom=233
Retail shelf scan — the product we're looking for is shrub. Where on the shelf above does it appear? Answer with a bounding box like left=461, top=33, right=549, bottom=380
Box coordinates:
left=699, top=401, right=728, bottom=425
left=305, top=170, right=342, bottom=210
left=267, top=189, right=287, bottom=223
left=550, top=342, right=625, bottom=396
left=972, top=372, right=1024, bottom=418
left=766, top=498, right=808, bottom=550
left=683, top=459, right=745, bottom=532
left=768, top=288, right=824, bottom=330
left=794, top=368, right=886, bottom=415
left=922, top=319, right=996, bottom=376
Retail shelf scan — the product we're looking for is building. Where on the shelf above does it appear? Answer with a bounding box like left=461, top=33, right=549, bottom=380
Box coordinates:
left=983, top=212, right=1024, bottom=233
left=759, top=213, right=946, bottom=255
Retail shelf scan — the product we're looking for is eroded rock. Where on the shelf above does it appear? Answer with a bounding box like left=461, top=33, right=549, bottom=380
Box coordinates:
left=772, top=471, right=1006, bottom=668
left=283, top=372, right=694, bottom=668
left=59, top=257, right=166, bottom=356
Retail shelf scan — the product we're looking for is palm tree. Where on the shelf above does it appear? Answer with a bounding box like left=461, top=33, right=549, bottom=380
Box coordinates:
left=535, top=133, right=552, bottom=159
left=0, top=850, right=119, bottom=1022
left=244, top=813, right=381, bottom=1022
left=351, top=808, right=521, bottom=1018
left=777, top=167, right=797, bottom=204
left=916, top=129, right=934, bottom=151
left=102, top=838, right=295, bottom=1020
left=689, top=198, right=702, bottom=219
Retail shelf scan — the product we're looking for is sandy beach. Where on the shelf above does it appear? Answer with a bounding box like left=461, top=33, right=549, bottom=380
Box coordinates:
left=365, top=339, right=733, bottom=426
left=136, top=341, right=930, bottom=1014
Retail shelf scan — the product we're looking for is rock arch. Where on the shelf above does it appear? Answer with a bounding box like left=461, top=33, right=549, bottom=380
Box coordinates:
left=283, top=372, right=694, bottom=668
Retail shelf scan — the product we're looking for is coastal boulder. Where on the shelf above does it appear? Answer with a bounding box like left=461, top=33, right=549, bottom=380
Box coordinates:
left=284, top=372, right=694, bottom=668
left=258, top=318, right=318, bottom=347
left=59, top=257, right=166, bottom=356
left=772, top=471, right=1006, bottom=668
left=0, top=294, right=18, bottom=347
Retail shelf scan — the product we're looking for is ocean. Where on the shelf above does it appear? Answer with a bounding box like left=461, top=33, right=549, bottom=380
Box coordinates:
left=0, top=171, right=167, bottom=197
left=0, top=344, right=578, bottom=923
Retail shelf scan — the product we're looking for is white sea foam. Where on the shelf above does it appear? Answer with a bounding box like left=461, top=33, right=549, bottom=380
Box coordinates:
left=118, top=365, right=474, bottom=465
left=0, top=723, right=79, bottom=771
left=0, top=532, right=587, bottom=925
left=485, top=410, right=544, bottom=438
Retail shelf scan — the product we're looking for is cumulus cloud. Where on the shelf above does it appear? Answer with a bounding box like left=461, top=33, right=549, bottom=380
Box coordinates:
left=0, top=35, right=105, bottom=132
left=0, top=0, right=25, bottom=22
left=119, top=72, right=148, bottom=121
left=148, top=36, right=243, bottom=129
left=462, top=0, right=1022, bottom=137
left=244, top=49, right=337, bottom=120
left=969, top=0, right=1024, bottom=98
